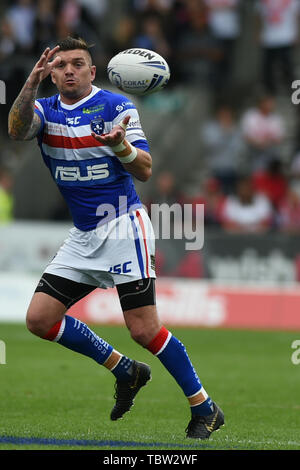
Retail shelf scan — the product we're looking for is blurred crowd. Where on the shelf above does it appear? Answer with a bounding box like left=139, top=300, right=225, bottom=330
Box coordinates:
left=0, top=0, right=244, bottom=100
left=147, top=150, right=300, bottom=235
left=1, top=0, right=300, bottom=234
left=1, top=0, right=299, bottom=100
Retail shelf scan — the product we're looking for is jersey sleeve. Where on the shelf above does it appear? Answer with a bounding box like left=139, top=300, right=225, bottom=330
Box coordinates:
left=34, top=99, right=46, bottom=135
left=111, top=95, right=150, bottom=152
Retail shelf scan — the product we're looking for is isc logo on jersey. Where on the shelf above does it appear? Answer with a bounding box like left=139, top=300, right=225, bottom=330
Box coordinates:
left=55, top=163, right=109, bottom=181
left=66, top=116, right=81, bottom=126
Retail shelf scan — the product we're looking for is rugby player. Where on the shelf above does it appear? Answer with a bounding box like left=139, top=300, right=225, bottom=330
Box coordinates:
left=8, top=37, right=224, bottom=439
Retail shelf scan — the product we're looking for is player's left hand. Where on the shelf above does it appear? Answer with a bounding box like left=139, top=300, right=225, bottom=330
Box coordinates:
left=91, top=115, right=130, bottom=146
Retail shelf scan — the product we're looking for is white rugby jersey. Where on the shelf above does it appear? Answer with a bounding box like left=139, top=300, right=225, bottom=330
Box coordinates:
left=34, top=85, right=149, bottom=231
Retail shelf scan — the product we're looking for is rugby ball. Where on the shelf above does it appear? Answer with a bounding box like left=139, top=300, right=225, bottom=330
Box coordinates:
left=107, top=48, right=170, bottom=96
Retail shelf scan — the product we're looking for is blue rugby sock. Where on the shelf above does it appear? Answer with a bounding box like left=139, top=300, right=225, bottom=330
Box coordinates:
left=43, top=315, right=133, bottom=380
left=110, top=355, right=134, bottom=380
left=190, top=397, right=214, bottom=416
left=147, top=326, right=213, bottom=415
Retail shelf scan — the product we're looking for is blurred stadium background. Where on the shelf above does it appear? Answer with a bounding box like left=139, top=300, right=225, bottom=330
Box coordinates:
left=1, top=0, right=300, bottom=330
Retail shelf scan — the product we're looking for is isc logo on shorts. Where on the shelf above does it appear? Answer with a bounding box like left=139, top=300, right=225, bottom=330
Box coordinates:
left=55, top=164, right=109, bottom=181
left=109, top=261, right=132, bottom=274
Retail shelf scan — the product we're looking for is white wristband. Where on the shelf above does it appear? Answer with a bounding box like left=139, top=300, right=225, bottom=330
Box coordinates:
left=111, top=141, right=127, bottom=152
left=118, top=145, right=138, bottom=163
left=111, top=140, right=138, bottom=164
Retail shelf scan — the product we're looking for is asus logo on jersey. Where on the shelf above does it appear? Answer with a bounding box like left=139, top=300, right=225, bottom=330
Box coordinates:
left=66, top=116, right=81, bottom=126
left=55, top=164, right=109, bottom=181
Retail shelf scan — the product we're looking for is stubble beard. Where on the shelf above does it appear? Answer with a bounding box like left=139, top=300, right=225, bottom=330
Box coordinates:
left=59, top=82, right=92, bottom=102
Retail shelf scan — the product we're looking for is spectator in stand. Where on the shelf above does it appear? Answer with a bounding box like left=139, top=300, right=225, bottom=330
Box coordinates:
left=145, top=170, right=185, bottom=236
left=252, top=158, right=288, bottom=210
left=130, top=0, right=175, bottom=15
left=221, top=175, right=273, bottom=233
left=255, top=0, right=300, bottom=94
left=132, top=14, right=171, bottom=61
left=55, top=0, right=104, bottom=70
left=56, top=0, right=98, bottom=42
left=288, top=150, right=300, bottom=196
left=204, top=0, right=241, bottom=93
left=201, top=104, right=246, bottom=194
left=0, top=167, right=14, bottom=224
left=77, top=0, right=108, bottom=45
left=56, top=0, right=82, bottom=39
left=109, top=17, right=137, bottom=57
left=128, top=0, right=176, bottom=38
left=278, top=185, right=300, bottom=233
left=146, top=170, right=185, bottom=207
left=241, top=93, right=285, bottom=172
left=190, top=177, right=225, bottom=226
left=175, top=2, right=223, bottom=86
left=5, top=0, right=36, bottom=53
left=34, top=0, right=57, bottom=56
left=0, top=19, right=16, bottom=61
left=77, top=0, right=108, bottom=21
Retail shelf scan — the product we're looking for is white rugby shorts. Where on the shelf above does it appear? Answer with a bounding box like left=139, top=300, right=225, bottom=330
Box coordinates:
left=44, top=208, right=156, bottom=288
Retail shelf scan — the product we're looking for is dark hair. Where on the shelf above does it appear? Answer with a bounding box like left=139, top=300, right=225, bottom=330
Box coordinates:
left=56, top=36, right=93, bottom=63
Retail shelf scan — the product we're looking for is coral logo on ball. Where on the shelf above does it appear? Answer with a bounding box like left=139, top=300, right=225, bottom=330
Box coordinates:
left=123, top=80, right=149, bottom=89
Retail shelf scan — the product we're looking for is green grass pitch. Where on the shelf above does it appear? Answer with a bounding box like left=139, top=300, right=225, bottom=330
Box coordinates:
left=0, top=323, right=299, bottom=450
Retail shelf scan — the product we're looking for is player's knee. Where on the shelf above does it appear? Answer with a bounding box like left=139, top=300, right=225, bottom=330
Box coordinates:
left=26, top=310, right=49, bottom=338
left=128, top=325, right=148, bottom=346
left=129, top=325, right=159, bottom=347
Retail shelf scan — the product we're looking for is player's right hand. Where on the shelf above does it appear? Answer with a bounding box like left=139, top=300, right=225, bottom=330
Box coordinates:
left=27, top=46, right=62, bottom=87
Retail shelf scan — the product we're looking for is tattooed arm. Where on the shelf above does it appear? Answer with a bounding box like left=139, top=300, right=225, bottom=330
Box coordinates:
left=8, top=82, right=41, bottom=141
left=8, top=46, right=61, bottom=141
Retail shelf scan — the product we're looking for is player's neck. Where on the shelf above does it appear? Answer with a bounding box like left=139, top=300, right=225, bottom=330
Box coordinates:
left=59, top=85, right=93, bottom=105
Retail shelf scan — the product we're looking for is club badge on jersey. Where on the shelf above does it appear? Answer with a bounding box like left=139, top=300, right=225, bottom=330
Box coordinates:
left=90, top=117, right=105, bottom=135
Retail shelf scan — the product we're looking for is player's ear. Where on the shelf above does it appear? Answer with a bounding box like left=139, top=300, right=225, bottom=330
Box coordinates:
left=51, top=71, right=56, bottom=85
left=90, top=65, right=96, bottom=82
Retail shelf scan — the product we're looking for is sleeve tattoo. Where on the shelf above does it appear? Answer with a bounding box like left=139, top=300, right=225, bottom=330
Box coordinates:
left=8, top=83, right=42, bottom=141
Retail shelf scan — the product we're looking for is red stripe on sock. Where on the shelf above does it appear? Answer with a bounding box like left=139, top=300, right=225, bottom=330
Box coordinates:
left=43, top=320, right=62, bottom=341
left=147, top=326, right=169, bottom=355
